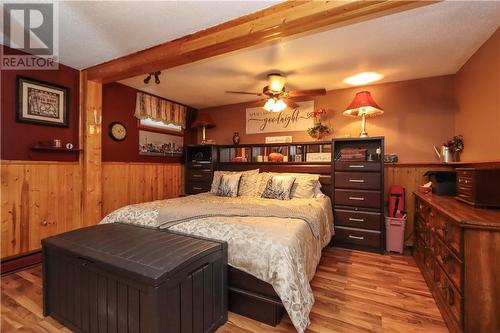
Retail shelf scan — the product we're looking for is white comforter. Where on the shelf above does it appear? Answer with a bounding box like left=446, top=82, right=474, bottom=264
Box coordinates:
left=100, top=193, right=333, bottom=332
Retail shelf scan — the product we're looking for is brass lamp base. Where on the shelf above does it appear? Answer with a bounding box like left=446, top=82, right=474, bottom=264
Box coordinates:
left=359, top=113, right=369, bottom=137
left=201, top=125, right=208, bottom=144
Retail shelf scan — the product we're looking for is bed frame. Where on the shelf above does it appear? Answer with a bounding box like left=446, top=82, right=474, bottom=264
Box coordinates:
left=216, top=162, right=333, bottom=326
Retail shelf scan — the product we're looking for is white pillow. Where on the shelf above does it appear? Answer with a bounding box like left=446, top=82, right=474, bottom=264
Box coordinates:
left=217, top=173, right=242, bottom=197
left=261, top=175, right=296, bottom=200
left=238, top=171, right=262, bottom=196
left=210, top=169, right=259, bottom=194
left=268, top=172, right=320, bottom=199
left=313, top=181, right=326, bottom=198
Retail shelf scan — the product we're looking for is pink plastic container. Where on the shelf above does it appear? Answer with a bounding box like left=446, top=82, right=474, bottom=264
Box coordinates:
left=385, top=215, right=407, bottom=254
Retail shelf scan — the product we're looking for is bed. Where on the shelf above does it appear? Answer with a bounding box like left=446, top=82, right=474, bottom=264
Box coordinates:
left=100, top=164, right=333, bottom=333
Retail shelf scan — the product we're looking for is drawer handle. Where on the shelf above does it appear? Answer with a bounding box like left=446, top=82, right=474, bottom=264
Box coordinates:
left=192, top=174, right=203, bottom=178
left=193, top=186, right=203, bottom=190
left=348, top=179, right=365, bottom=183
left=348, top=165, right=365, bottom=168
left=348, top=217, right=364, bottom=222
left=348, top=196, right=365, bottom=201
left=348, top=235, right=364, bottom=240
left=464, top=179, right=470, bottom=184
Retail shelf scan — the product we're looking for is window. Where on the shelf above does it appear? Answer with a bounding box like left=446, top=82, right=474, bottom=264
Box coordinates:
left=139, top=118, right=182, bottom=132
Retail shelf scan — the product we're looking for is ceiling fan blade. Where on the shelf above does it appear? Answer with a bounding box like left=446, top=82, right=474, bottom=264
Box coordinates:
left=283, top=98, right=299, bottom=109
left=226, top=90, right=262, bottom=96
left=244, top=99, right=267, bottom=108
left=286, top=89, right=327, bottom=98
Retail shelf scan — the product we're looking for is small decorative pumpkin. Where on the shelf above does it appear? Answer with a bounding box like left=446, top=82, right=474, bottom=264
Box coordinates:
left=268, top=152, right=284, bottom=162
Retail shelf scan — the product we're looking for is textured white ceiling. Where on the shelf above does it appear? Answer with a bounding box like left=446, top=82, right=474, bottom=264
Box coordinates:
left=57, top=1, right=280, bottom=69
left=119, top=1, right=500, bottom=109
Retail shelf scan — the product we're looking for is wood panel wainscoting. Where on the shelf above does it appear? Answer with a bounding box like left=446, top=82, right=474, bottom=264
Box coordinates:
left=1, top=161, right=83, bottom=261
left=102, top=162, right=183, bottom=216
left=1, top=161, right=183, bottom=273
left=384, top=164, right=452, bottom=245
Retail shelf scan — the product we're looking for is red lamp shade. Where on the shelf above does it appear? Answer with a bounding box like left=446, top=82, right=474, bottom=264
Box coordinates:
left=343, top=91, right=384, bottom=118
left=191, top=112, right=215, bottom=128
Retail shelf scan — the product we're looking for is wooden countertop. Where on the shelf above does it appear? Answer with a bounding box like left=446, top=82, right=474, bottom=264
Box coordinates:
left=414, top=191, right=500, bottom=231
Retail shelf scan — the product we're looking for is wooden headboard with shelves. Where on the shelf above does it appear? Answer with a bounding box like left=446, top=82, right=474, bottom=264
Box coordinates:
left=216, top=162, right=333, bottom=201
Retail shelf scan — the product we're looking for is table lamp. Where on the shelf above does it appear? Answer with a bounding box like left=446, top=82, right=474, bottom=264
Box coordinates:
left=343, top=91, right=384, bottom=137
left=192, top=112, right=215, bottom=144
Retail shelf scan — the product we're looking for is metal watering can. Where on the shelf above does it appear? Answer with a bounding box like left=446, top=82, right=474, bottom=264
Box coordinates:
left=433, top=145, right=459, bottom=163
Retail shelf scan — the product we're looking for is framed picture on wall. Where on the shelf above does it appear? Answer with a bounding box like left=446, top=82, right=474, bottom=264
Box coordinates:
left=16, top=76, right=69, bottom=127
left=139, top=130, right=184, bottom=156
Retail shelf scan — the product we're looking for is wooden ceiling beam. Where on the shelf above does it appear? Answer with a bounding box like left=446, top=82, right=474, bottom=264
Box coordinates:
left=85, top=0, right=436, bottom=83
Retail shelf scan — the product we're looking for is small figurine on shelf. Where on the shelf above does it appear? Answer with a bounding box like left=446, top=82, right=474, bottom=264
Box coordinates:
left=232, top=132, right=240, bottom=145
left=307, top=108, right=331, bottom=140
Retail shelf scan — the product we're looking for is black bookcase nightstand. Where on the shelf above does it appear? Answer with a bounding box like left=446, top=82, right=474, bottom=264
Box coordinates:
left=332, top=137, right=385, bottom=253
left=185, top=144, right=217, bottom=194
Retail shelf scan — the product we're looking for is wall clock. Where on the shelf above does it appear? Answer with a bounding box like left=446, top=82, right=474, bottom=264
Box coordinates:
left=109, top=122, right=127, bottom=141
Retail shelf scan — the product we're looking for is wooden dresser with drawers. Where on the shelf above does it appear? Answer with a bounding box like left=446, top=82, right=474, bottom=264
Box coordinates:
left=185, top=144, right=217, bottom=194
left=414, top=191, right=500, bottom=333
left=455, top=167, right=500, bottom=207
left=332, top=137, right=385, bottom=253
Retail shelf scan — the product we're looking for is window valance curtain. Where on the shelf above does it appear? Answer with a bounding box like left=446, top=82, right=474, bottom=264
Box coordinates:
left=134, top=92, right=187, bottom=128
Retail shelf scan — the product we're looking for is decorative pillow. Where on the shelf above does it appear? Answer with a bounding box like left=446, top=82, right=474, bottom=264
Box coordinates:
left=211, top=169, right=259, bottom=194
left=255, top=172, right=273, bottom=197
left=261, top=172, right=320, bottom=199
left=313, top=182, right=326, bottom=198
left=286, top=173, right=321, bottom=199
left=238, top=171, right=261, bottom=196
left=261, top=175, right=296, bottom=200
left=217, top=173, right=242, bottom=197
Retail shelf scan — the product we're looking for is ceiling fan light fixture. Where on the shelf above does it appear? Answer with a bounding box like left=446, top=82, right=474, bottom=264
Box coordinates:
left=268, top=73, right=286, bottom=92
left=274, top=99, right=287, bottom=112
left=263, top=98, right=287, bottom=112
left=263, top=98, right=276, bottom=111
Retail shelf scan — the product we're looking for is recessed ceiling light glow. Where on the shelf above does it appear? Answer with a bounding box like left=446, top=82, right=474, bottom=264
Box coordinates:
left=344, top=72, right=383, bottom=86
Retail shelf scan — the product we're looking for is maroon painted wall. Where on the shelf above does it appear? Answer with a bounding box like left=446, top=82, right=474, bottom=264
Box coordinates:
left=102, top=82, right=197, bottom=163
left=1, top=45, right=80, bottom=161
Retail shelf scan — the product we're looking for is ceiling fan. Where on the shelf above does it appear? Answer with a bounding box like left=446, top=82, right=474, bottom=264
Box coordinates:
left=226, top=73, right=326, bottom=112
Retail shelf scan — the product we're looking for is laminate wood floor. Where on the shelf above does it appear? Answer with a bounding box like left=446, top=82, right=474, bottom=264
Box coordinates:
left=1, top=247, right=449, bottom=333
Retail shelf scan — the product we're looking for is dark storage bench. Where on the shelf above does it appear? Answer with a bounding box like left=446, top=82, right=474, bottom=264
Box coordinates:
left=42, top=223, right=228, bottom=333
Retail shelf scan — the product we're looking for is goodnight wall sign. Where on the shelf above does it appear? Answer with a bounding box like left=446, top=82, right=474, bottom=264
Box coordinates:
left=245, top=100, right=315, bottom=134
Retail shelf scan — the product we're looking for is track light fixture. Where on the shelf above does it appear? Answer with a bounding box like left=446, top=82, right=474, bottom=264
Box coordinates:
left=144, top=71, right=162, bottom=84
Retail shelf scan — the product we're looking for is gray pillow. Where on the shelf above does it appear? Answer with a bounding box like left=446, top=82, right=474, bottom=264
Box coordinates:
left=261, top=175, right=296, bottom=200
left=217, top=173, right=242, bottom=197
left=211, top=169, right=258, bottom=194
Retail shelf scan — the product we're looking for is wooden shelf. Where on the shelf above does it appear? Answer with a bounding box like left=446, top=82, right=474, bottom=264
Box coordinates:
left=384, top=161, right=500, bottom=167
left=217, top=161, right=330, bottom=166
left=31, top=146, right=82, bottom=153
left=216, top=141, right=331, bottom=148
